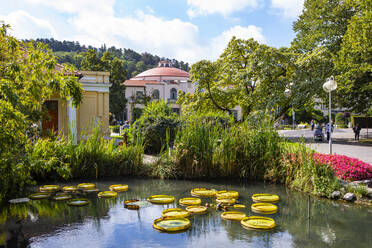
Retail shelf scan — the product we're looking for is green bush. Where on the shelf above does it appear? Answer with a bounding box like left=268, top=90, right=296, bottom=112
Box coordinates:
left=172, top=115, right=282, bottom=179
left=135, top=116, right=180, bottom=154
left=134, top=101, right=180, bottom=154
left=271, top=143, right=340, bottom=197
left=28, top=125, right=144, bottom=182
left=335, top=113, right=346, bottom=128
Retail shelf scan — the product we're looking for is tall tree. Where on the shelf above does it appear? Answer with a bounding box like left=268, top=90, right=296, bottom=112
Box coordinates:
left=109, top=58, right=128, bottom=121
left=292, top=0, right=355, bottom=54
left=292, top=0, right=371, bottom=113
left=0, top=24, right=82, bottom=202
left=180, top=38, right=292, bottom=119
left=335, top=0, right=372, bottom=113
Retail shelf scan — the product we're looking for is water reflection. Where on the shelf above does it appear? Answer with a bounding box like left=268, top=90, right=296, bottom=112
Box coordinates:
left=0, top=179, right=371, bottom=248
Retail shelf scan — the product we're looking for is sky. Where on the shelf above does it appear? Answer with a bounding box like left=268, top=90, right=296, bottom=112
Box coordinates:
left=0, top=0, right=305, bottom=63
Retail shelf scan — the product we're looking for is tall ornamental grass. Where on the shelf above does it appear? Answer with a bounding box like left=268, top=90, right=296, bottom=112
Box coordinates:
left=173, top=116, right=282, bottom=179
left=271, top=143, right=340, bottom=197
left=29, top=125, right=144, bottom=181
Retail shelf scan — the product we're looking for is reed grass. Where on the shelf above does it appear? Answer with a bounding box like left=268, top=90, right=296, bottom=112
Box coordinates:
left=29, top=124, right=144, bottom=181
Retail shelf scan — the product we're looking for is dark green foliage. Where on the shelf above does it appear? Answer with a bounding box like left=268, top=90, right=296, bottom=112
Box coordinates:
left=271, top=143, right=340, bottom=197
left=134, top=101, right=180, bottom=154
left=335, top=113, right=346, bottom=128
left=351, top=116, right=372, bottom=128
left=173, top=116, right=282, bottom=179
left=70, top=127, right=143, bottom=179
left=28, top=126, right=144, bottom=181
left=135, top=116, right=180, bottom=154
left=30, top=38, right=190, bottom=76
left=0, top=24, right=82, bottom=203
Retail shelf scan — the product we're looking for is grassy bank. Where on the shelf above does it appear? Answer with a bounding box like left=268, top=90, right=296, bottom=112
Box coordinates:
left=149, top=117, right=341, bottom=198
left=1, top=113, right=348, bottom=204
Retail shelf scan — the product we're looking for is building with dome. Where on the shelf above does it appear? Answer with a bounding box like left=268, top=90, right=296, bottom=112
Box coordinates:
left=123, top=61, right=194, bottom=122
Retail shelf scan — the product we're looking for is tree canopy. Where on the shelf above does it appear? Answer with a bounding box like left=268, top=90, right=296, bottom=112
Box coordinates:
left=0, top=23, right=82, bottom=202
left=293, top=0, right=371, bottom=113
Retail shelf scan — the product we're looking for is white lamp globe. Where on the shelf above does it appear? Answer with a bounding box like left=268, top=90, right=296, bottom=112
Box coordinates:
left=323, top=76, right=337, bottom=92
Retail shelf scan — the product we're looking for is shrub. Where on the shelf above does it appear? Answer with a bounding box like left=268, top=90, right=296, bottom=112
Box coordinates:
left=274, top=147, right=340, bottom=197
left=134, top=116, right=180, bottom=154
left=335, top=113, right=346, bottom=128
left=28, top=125, right=144, bottom=181
left=29, top=137, right=73, bottom=181
left=173, top=115, right=283, bottom=180
left=134, top=101, right=180, bottom=154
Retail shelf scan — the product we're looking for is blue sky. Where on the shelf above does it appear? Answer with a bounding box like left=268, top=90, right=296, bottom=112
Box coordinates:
left=0, top=0, right=304, bottom=63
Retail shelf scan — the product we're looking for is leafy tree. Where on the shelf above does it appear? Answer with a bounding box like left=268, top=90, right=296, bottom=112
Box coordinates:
left=109, top=58, right=128, bottom=122
left=136, top=61, right=147, bottom=72
left=335, top=0, right=372, bottom=113
left=292, top=0, right=355, bottom=54
left=179, top=38, right=291, bottom=119
left=292, top=0, right=371, bottom=113
left=81, top=49, right=104, bottom=71
left=0, top=23, right=82, bottom=202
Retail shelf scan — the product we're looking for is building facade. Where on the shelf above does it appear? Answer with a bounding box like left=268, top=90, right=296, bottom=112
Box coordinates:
left=42, top=70, right=111, bottom=141
left=123, top=61, right=194, bottom=122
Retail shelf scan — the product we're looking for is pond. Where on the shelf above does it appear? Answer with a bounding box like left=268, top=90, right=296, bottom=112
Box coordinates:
left=1, top=179, right=372, bottom=248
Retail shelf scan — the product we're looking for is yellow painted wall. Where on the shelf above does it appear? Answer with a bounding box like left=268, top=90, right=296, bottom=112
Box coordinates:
left=77, top=91, right=110, bottom=136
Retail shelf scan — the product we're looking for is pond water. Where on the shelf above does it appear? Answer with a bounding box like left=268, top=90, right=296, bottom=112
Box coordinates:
left=1, top=179, right=372, bottom=248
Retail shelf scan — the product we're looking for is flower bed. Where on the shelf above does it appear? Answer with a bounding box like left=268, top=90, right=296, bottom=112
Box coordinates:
left=313, top=153, right=372, bottom=181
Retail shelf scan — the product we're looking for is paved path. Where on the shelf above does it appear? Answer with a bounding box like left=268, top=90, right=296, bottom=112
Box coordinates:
left=278, top=128, right=372, bottom=164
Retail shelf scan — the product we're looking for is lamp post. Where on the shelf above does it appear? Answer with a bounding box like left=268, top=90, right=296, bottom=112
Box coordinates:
left=323, top=76, right=337, bottom=154
left=284, top=87, right=295, bottom=130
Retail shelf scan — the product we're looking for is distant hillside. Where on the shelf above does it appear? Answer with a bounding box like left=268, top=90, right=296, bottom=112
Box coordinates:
left=26, top=38, right=190, bottom=77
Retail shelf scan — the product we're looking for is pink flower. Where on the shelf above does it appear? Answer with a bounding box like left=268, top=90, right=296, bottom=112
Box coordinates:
left=312, top=153, right=372, bottom=181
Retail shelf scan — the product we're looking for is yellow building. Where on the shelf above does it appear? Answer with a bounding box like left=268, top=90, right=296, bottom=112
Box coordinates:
left=42, top=70, right=111, bottom=141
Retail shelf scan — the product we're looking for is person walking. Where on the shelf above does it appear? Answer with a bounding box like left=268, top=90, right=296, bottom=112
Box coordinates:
left=310, top=120, right=315, bottom=131
left=353, top=124, right=361, bottom=140
left=325, top=121, right=334, bottom=141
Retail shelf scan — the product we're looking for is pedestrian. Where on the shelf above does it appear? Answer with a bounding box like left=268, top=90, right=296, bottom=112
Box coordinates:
left=310, top=120, right=315, bottom=131
left=325, top=121, right=334, bottom=141
left=353, top=123, right=361, bottom=141
left=122, top=121, right=130, bottom=145
left=122, top=121, right=129, bottom=129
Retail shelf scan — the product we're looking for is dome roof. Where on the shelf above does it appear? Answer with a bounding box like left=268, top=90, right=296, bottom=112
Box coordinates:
left=134, top=66, right=189, bottom=78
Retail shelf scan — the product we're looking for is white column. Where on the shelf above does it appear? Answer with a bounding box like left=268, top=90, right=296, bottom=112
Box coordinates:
left=68, top=100, right=77, bottom=144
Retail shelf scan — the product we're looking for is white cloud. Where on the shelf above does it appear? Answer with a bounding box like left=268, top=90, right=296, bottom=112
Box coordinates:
left=0, top=10, right=57, bottom=39
left=271, top=0, right=304, bottom=19
left=26, top=0, right=114, bottom=16
left=6, top=0, right=266, bottom=63
left=209, top=25, right=266, bottom=60
left=187, top=0, right=259, bottom=18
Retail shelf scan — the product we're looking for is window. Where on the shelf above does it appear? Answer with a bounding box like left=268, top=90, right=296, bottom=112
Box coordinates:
left=170, top=88, right=177, bottom=100
left=152, top=89, right=160, bottom=100
left=136, top=91, right=144, bottom=99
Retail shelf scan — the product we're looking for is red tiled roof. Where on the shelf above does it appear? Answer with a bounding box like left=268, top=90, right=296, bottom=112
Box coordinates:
left=55, top=64, right=83, bottom=79
left=123, top=80, right=163, bottom=87
left=134, top=67, right=189, bottom=78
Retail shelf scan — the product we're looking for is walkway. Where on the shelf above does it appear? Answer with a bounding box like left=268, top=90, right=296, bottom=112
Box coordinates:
left=278, top=128, right=372, bottom=164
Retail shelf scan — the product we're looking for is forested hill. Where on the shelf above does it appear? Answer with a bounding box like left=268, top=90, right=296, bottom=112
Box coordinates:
left=26, top=38, right=190, bottom=77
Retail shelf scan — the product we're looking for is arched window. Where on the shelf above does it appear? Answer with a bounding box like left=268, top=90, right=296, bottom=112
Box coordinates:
left=152, top=89, right=160, bottom=100
left=170, top=88, right=177, bottom=100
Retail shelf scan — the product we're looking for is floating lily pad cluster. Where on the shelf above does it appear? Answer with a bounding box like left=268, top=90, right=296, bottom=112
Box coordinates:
left=10, top=183, right=130, bottom=208
left=148, top=188, right=280, bottom=233
left=11, top=183, right=280, bottom=231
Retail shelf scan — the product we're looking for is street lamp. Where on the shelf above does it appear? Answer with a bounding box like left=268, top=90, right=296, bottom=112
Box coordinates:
left=284, top=87, right=295, bottom=130
left=323, top=76, right=337, bottom=154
